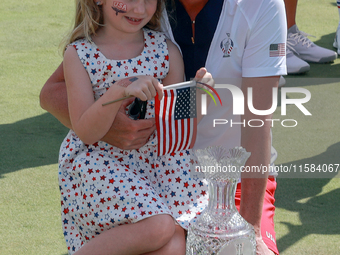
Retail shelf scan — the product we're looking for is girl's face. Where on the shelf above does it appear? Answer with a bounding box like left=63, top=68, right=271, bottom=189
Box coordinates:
left=99, top=0, right=158, bottom=33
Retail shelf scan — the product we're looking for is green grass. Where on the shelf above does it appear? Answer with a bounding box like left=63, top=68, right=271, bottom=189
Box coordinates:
left=272, top=1, right=340, bottom=254
left=273, top=78, right=340, bottom=254
left=0, top=0, right=72, bottom=254
left=0, top=0, right=339, bottom=254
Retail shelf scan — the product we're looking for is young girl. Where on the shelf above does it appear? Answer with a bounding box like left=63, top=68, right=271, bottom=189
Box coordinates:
left=58, top=0, right=209, bottom=254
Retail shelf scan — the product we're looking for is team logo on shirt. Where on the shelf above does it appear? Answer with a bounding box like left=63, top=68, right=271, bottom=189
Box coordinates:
left=220, top=33, right=234, bottom=57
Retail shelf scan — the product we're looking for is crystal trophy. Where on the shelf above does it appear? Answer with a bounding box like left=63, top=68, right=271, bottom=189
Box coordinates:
left=186, top=146, right=256, bottom=255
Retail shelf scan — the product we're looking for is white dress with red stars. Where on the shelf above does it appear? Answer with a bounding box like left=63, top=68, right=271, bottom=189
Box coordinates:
left=58, top=28, right=208, bottom=254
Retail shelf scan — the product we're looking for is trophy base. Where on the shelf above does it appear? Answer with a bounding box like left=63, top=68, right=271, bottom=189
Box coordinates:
left=186, top=209, right=256, bottom=254
left=186, top=228, right=255, bottom=255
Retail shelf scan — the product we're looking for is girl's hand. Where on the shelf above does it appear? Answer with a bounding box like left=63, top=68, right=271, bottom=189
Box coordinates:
left=121, top=76, right=163, bottom=101
left=195, top=67, right=214, bottom=89
left=194, top=68, right=215, bottom=123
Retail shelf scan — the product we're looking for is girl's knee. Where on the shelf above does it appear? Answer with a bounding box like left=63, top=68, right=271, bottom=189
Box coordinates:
left=143, top=214, right=176, bottom=248
left=146, top=225, right=186, bottom=255
left=163, top=225, right=186, bottom=255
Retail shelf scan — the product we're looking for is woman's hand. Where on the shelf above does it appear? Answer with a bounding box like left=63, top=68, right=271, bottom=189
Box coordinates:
left=101, top=97, right=156, bottom=150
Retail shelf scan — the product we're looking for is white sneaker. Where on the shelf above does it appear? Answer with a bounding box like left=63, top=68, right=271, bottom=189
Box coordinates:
left=287, top=24, right=338, bottom=63
left=286, top=47, right=310, bottom=74
left=333, top=23, right=340, bottom=55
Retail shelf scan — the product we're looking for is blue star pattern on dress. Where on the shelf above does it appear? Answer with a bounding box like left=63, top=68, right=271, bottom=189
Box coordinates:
left=59, top=29, right=208, bottom=254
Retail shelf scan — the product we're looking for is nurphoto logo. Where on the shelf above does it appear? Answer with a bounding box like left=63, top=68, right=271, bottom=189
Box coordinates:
left=200, top=84, right=311, bottom=128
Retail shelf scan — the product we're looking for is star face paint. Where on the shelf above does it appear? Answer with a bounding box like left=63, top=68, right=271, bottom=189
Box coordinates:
left=112, top=1, right=127, bottom=15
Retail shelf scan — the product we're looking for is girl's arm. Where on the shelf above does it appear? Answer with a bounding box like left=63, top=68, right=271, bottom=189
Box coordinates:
left=162, top=40, right=185, bottom=86
left=63, top=46, right=162, bottom=145
left=39, top=62, right=157, bottom=150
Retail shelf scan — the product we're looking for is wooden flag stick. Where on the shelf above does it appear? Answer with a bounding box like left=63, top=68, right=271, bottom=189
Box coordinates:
left=102, top=95, right=133, bottom=106
left=102, top=81, right=196, bottom=106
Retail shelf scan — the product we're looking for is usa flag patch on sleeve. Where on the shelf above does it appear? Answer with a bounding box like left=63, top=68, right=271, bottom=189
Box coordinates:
left=269, top=43, right=285, bottom=57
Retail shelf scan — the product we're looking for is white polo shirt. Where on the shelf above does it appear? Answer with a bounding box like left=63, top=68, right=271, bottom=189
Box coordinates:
left=162, top=0, right=287, bottom=169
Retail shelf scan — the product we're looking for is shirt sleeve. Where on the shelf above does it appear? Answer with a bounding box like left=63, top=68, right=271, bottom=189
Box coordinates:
left=241, top=0, right=287, bottom=77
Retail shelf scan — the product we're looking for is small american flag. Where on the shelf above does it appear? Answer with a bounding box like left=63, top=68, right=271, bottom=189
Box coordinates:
left=155, top=85, right=197, bottom=157
left=269, top=43, right=285, bottom=57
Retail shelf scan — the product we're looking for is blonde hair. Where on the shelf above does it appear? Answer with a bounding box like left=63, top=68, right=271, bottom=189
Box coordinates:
left=61, top=0, right=164, bottom=53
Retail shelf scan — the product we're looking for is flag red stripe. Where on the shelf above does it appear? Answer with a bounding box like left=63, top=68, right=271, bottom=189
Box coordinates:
left=155, top=96, right=161, bottom=156
left=161, top=91, right=168, bottom=156
left=171, top=117, right=180, bottom=154
left=167, top=90, right=174, bottom=155
left=173, top=111, right=179, bottom=153
left=167, top=90, right=175, bottom=154
left=183, top=118, right=190, bottom=150
left=178, top=119, right=185, bottom=152
left=189, top=117, right=197, bottom=149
